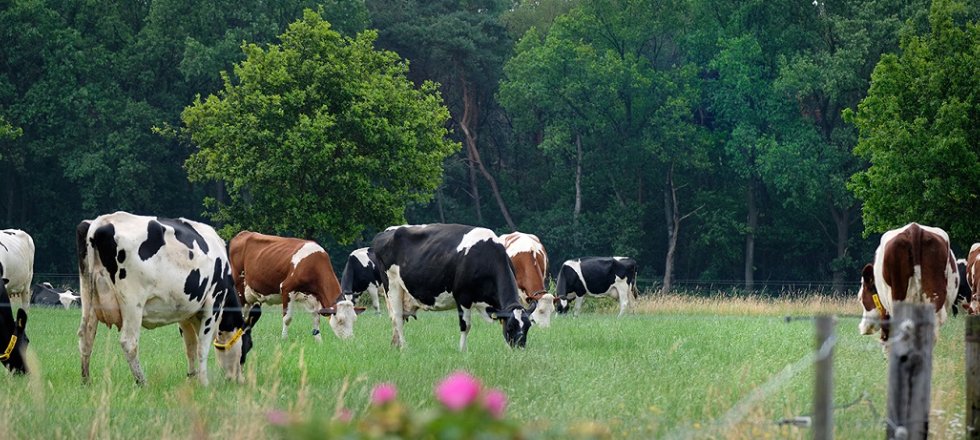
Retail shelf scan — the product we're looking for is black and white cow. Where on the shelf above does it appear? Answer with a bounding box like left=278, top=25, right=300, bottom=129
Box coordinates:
left=555, top=257, right=637, bottom=317
left=340, top=247, right=384, bottom=314
left=77, top=212, right=261, bottom=386
left=0, top=263, right=29, bottom=374
left=954, top=259, right=975, bottom=316
left=30, top=282, right=79, bottom=309
left=370, top=224, right=532, bottom=350
left=0, top=229, right=34, bottom=309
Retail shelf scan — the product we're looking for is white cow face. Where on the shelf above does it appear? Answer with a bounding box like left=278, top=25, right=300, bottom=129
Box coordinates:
left=857, top=264, right=881, bottom=335
left=530, top=293, right=555, bottom=328
left=328, top=300, right=357, bottom=340
left=215, top=329, right=246, bottom=383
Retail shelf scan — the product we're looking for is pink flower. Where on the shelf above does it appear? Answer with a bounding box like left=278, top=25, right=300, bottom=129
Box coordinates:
left=435, top=371, right=482, bottom=411
left=335, top=407, right=353, bottom=422
left=371, top=382, right=398, bottom=405
left=266, top=410, right=290, bottom=426
left=482, top=388, right=508, bottom=419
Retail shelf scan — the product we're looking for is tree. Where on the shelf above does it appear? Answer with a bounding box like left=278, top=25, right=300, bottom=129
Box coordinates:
left=181, top=10, right=459, bottom=243
left=368, top=0, right=517, bottom=229
left=848, top=0, right=980, bottom=241
left=500, top=0, right=704, bottom=289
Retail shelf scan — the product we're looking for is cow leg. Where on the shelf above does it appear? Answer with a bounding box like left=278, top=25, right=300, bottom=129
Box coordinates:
left=178, top=319, right=202, bottom=381
left=281, top=294, right=293, bottom=340
left=78, top=295, right=98, bottom=384
left=312, top=311, right=323, bottom=343
left=615, top=281, right=631, bottom=318
left=458, top=305, right=471, bottom=352
left=573, top=295, right=585, bottom=317
left=385, top=281, right=406, bottom=349
left=368, top=284, right=382, bottom=314
left=118, top=305, right=147, bottom=386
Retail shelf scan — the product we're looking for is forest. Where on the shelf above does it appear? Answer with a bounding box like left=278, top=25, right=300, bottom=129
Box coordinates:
left=1, top=0, right=978, bottom=294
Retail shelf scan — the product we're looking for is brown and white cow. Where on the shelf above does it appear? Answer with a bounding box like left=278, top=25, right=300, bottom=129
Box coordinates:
left=499, top=232, right=554, bottom=327
left=229, top=231, right=355, bottom=342
left=858, top=223, right=955, bottom=342
left=963, top=243, right=980, bottom=314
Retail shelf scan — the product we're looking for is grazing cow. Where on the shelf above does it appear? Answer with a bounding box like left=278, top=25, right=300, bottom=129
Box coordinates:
left=954, top=258, right=976, bottom=316
left=0, top=229, right=34, bottom=309
left=31, top=282, right=79, bottom=309
left=370, top=224, right=532, bottom=350
left=340, top=247, right=384, bottom=314
left=858, top=223, right=954, bottom=342
left=555, top=257, right=637, bottom=317
left=77, top=212, right=262, bottom=386
left=229, top=231, right=355, bottom=342
left=964, top=243, right=980, bottom=314
left=0, top=265, right=29, bottom=374
left=499, top=232, right=554, bottom=327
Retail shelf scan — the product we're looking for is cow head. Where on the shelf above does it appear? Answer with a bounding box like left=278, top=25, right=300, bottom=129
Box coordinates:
left=501, top=308, right=532, bottom=348
left=214, top=306, right=262, bottom=383
left=529, top=293, right=555, bottom=328
left=858, top=264, right=885, bottom=335
left=0, top=278, right=29, bottom=375
left=321, top=300, right=358, bottom=340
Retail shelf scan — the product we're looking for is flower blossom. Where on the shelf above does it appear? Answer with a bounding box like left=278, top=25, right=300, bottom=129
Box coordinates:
left=435, top=371, right=482, bottom=411
left=482, top=388, right=508, bottom=419
left=371, top=382, right=398, bottom=406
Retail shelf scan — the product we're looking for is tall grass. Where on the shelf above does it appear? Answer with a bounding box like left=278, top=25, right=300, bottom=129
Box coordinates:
left=0, top=294, right=968, bottom=439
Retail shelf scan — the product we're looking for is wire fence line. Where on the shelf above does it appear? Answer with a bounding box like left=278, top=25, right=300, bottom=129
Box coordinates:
left=33, top=273, right=862, bottom=297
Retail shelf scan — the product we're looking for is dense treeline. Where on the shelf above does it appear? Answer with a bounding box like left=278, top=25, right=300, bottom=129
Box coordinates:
left=1, top=0, right=977, bottom=294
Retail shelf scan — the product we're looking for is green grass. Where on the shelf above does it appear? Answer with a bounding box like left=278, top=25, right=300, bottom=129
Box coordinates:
left=0, top=296, right=968, bottom=439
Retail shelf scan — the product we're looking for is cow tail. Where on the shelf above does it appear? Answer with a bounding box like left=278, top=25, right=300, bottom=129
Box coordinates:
left=911, top=224, right=924, bottom=296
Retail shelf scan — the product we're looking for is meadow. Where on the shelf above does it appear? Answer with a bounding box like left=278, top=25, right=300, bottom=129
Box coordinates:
left=0, top=294, right=968, bottom=439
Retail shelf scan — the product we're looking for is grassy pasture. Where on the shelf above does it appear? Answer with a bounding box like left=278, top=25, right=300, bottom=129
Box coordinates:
left=0, top=294, right=968, bottom=439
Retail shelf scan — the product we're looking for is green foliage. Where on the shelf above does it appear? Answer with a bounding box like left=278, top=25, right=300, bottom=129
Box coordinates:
left=848, top=0, right=980, bottom=239
left=182, top=10, right=459, bottom=242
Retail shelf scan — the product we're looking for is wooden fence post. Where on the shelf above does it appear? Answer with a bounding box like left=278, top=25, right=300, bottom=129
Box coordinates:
left=967, top=315, right=980, bottom=439
left=886, top=303, right=935, bottom=440
left=813, top=315, right=834, bottom=440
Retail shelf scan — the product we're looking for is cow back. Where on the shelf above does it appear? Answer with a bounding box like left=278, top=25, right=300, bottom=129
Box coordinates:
left=0, top=229, right=34, bottom=299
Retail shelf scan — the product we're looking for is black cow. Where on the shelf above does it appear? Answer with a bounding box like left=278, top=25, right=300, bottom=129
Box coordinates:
left=340, top=247, right=384, bottom=314
left=0, top=263, right=29, bottom=374
left=30, top=282, right=79, bottom=308
left=555, top=257, right=637, bottom=317
left=370, top=224, right=532, bottom=350
left=954, top=259, right=975, bottom=316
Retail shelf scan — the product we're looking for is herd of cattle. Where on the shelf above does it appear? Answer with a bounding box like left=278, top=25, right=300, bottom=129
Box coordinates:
left=0, top=213, right=972, bottom=385
left=0, top=212, right=638, bottom=384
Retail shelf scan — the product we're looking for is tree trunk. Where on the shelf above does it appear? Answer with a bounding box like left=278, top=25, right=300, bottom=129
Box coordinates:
left=744, top=179, right=758, bottom=291
left=459, top=75, right=515, bottom=230
left=436, top=186, right=446, bottom=223
left=663, top=170, right=677, bottom=294
left=465, top=140, right=483, bottom=223
left=830, top=203, right=855, bottom=294
left=662, top=163, right=702, bottom=295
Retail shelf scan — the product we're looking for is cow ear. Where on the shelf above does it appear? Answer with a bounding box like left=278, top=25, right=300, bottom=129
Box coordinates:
left=2, top=278, right=7, bottom=286
left=861, top=264, right=875, bottom=290
left=15, top=309, right=27, bottom=331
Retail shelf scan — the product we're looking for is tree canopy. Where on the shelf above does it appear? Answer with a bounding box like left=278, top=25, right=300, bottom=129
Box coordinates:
left=181, top=9, right=459, bottom=242
left=848, top=0, right=980, bottom=239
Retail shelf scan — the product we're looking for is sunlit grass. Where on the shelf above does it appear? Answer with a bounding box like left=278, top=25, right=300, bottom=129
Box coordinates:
left=0, top=293, right=968, bottom=439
